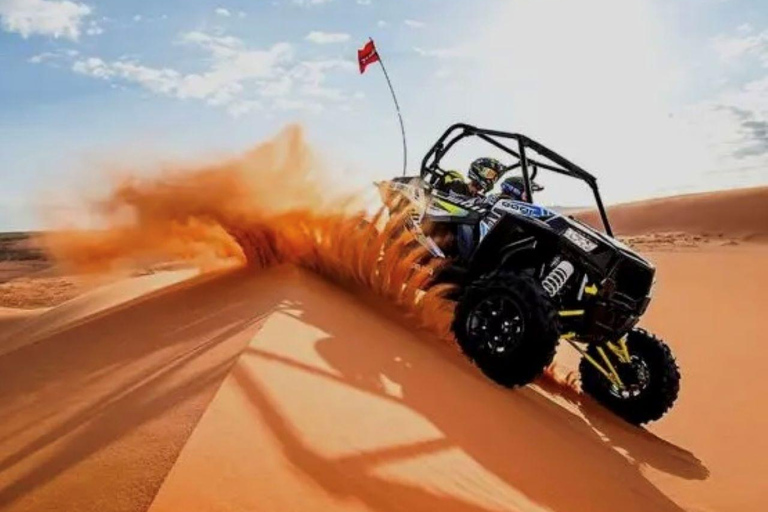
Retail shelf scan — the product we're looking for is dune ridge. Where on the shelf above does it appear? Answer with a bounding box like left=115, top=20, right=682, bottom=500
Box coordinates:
left=576, top=186, right=768, bottom=239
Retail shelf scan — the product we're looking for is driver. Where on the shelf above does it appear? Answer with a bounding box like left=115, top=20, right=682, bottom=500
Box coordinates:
left=439, top=157, right=506, bottom=198
left=466, top=157, right=506, bottom=197
left=453, top=157, right=505, bottom=260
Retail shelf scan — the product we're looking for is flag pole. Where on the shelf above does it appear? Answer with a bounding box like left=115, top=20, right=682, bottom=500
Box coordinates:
left=370, top=38, right=408, bottom=177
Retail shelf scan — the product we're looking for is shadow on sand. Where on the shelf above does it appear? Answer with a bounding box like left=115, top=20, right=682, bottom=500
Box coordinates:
left=0, top=266, right=708, bottom=512
left=0, top=268, right=298, bottom=511
left=237, top=272, right=708, bottom=512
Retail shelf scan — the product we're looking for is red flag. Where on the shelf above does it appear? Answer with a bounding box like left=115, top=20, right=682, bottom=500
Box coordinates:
left=357, top=39, right=380, bottom=74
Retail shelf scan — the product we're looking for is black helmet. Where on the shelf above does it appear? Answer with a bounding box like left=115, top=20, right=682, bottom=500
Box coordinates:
left=468, top=158, right=505, bottom=193
left=501, top=176, right=543, bottom=202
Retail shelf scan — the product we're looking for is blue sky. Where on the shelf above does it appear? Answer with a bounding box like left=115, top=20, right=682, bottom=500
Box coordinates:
left=0, top=0, right=767, bottom=231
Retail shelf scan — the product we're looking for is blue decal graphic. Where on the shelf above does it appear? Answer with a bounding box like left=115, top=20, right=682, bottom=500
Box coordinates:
left=493, top=200, right=555, bottom=219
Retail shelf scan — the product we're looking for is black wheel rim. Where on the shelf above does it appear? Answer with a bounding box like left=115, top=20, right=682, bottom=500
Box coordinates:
left=466, top=295, right=525, bottom=355
left=608, top=356, right=651, bottom=399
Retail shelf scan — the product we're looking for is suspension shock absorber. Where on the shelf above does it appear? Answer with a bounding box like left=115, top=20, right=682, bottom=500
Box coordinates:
left=542, top=260, right=575, bottom=297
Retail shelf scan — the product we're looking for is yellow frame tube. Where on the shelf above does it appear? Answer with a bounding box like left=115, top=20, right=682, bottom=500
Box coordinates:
left=596, top=346, right=625, bottom=388
left=562, top=336, right=623, bottom=388
left=606, top=336, right=631, bottom=363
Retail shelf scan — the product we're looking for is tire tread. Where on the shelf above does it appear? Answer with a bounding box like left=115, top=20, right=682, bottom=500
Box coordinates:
left=580, top=328, right=680, bottom=425
left=452, top=271, right=559, bottom=387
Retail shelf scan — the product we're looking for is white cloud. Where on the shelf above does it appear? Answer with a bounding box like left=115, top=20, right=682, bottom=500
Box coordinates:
left=356, top=0, right=371, bottom=4
left=215, top=7, right=231, bottom=17
left=180, top=31, right=244, bottom=58
left=28, top=53, right=53, bottom=63
left=174, top=33, right=294, bottom=104
left=72, top=56, right=182, bottom=95
left=376, top=20, right=387, bottom=28
left=292, top=59, right=354, bottom=86
left=274, top=98, right=323, bottom=113
left=300, top=84, right=344, bottom=101
left=403, top=19, right=424, bottom=29
left=69, top=34, right=291, bottom=108
left=28, top=48, right=77, bottom=63
left=0, top=0, right=92, bottom=40
left=413, top=46, right=463, bottom=59
left=48, top=30, right=354, bottom=116
left=682, top=76, right=768, bottom=162
left=305, top=30, right=350, bottom=44
left=711, top=28, right=768, bottom=66
left=227, top=100, right=261, bottom=117
left=112, top=61, right=182, bottom=95
left=260, top=75, right=293, bottom=97
left=132, top=14, right=141, bottom=22
left=293, top=0, right=333, bottom=5
left=72, top=56, right=115, bottom=79
left=84, top=18, right=100, bottom=35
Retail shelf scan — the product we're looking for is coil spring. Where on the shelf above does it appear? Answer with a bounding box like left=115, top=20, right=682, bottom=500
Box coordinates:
left=542, top=260, right=575, bottom=297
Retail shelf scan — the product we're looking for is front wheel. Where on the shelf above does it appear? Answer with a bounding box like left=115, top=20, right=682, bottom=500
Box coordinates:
left=580, top=328, right=680, bottom=425
left=452, top=272, right=559, bottom=387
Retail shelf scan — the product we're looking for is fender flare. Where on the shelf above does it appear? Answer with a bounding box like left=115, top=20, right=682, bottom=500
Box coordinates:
left=467, top=215, right=559, bottom=279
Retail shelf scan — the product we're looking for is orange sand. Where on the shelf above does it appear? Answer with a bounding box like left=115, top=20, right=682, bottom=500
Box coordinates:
left=577, top=186, right=768, bottom=240
left=0, top=244, right=766, bottom=512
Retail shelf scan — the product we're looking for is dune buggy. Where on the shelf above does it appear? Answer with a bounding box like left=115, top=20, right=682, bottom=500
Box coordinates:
left=379, top=124, right=680, bottom=425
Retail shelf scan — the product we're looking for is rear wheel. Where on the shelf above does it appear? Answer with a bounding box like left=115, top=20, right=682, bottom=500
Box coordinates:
left=452, top=272, right=559, bottom=387
left=580, top=328, right=680, bottom=425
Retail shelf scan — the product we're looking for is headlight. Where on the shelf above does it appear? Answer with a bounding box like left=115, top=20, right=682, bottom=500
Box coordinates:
left=564, top=227, right=598, bottom=252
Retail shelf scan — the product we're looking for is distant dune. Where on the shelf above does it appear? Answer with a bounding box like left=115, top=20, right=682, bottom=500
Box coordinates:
left=576, top=186, right=768, bottom=240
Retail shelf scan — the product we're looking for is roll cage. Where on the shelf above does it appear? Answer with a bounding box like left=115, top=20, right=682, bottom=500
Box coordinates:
left=420, top=124, right=614, bottom=236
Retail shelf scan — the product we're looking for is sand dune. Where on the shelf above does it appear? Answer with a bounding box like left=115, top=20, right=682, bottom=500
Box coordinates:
left=1, top=241, right=766, bottom=512
left=0, top=308, right=42, bottom=338
left=0, top=268, right=286, bottom=512
left=0, top=270, right=197, bottom=356
left=576, top=186, right=768, bottom=239
left=147, top=269, right=701, bottom=512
